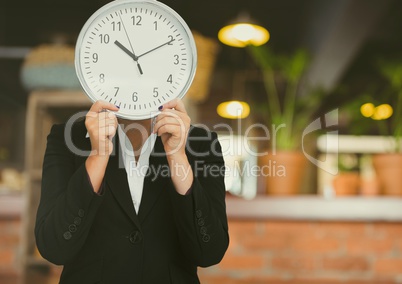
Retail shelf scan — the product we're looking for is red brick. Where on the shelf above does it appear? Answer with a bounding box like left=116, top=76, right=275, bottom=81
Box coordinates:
left=314, top=222, right=367, bottom=238
left=0, top=219, right=20, bottom=230
left=0, top=248, right=14, bottom=268
left=228, top=220, right=261, bottom=237
left=292, top=279, right=395, bottom=284
left=371, top=223, right=402, bottom=238
left=218, top=254, right=265, bottom=270
left=292, top=238, right=340, bottom=254
left=271, top=256, right=317, bottom=271
left=0, top=272, right=19, bottom=284
left=374, top=258, right=402, bottom=275
left=213, top=219, right=402, bottom=283
left=346, top=239, right=394, bottom=256
left=322, top=256, right=370, bottom=271
left=198, top=276, right=238, bottom=284
left=395, top=239, right=402, bottom=254
left=265, top=221, right=315, bottom=236
left=241, top=234, right=292, bottom=252
left=0, top=234, right=19, bottom=247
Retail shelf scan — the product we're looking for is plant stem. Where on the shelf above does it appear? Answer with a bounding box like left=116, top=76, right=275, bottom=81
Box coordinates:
left=262, top=69, right=281, bottom=124
left=392, top=90, right=402, bottom=152
left=282, top=80, right=299, bottom=149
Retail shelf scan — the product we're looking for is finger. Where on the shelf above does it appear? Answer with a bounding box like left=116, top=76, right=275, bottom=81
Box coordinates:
left=153, top=116, right=181, bottom=134
left=160, top=98, right=186, bottom=113
left=155, top=115, right=181, bottom=126
left=90, top=100, right=120, bottom=113
left=98, top=124, right=117, bottom=138
left=107, top=125, right=117, bottom=138
left=155, top=109, right=181, bottom=122
left=86, top=110, right=98, bottom=119
left=103, top=111, right=118, bottom=126
left=156, top=109, right=189, bottom=124
left=97, top=112, right=117, bottom=126
left=156, top=124, right=178, bottom=137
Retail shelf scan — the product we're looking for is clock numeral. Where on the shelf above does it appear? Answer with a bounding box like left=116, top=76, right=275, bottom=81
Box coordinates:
left=99, top=34, right=110, bottom=44
left=168, top=35, right=174, bottom=45
left=114, top=87, right=119, bottom=97
left=92, top=53, right=98, bottom=63
left=132, top=15, right=142, bottom=26
left=132, top=92, right=138, bottom=102
left=99, top=73, right=105, bottom=83
left=153, top=87, right=159, bottom=98
left=112, top=21, right=122, bottom=31
left=153, top=21, right=158, bottom=31
left=174, top=54, right=179, bottom=65
left=167, top=74, right=173, bottom=84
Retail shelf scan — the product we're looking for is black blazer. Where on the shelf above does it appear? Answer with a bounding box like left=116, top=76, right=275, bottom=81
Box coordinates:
left=35, top=119, right=229, bottom=284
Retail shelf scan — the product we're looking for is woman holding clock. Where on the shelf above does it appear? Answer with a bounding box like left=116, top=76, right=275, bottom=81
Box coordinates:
left=34, top=0, right=229, bottom=283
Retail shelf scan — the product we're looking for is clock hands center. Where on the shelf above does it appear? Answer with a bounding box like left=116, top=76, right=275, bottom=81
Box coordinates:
left=114, top=38, right=175, bottom=75
left=114, top=40, right=143, bottom=75
left=137, top=38, right=176, bottom=59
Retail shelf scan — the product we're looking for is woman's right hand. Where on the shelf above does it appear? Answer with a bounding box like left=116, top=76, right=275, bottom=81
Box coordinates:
left=85, top=101, right=119, bottom=157
left=85, top=101, right=119, bottom=193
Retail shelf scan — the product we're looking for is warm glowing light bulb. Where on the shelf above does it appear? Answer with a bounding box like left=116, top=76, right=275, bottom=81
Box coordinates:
left=218, top=22, right=269, bottom=48
left=360, top=103, right=375, bottom=118
left=232, top=24, right=254, bottom=42
left=226, top=101, right=244, bottom=116
left=372, top=104, right=393, bottom=120
left=217, top=101, right=250, bottom=119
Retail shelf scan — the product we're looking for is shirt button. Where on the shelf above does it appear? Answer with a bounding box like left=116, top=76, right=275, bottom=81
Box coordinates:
left=196, top=210, right=202, bottom=218
left=78, top=209, right=85, bottom=218
left=68, top=224, right=77, bottom=233
left=200, top=226, right=208, bottom=235
left=202, top=234, right=211, bottom=243
left=197, top=218, right=205, bottom=227
left=63, top=231, right=72, bottom=240
left=74, top=217, right=82, bottom=226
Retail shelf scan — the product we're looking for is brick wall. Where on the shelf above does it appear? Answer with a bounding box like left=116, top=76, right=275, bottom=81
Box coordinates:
left=199, top=220, right=402, bottom=284
left=0, top=218, right=20, bottom=284
left=1, top=217, right=402, bottom=283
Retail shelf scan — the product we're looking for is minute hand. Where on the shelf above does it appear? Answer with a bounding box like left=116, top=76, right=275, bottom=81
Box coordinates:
left=137, top=39, right=175, bottom=59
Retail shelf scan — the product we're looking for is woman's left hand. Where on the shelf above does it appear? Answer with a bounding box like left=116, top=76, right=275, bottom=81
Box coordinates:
left=153, top=99, right=191, bottom=158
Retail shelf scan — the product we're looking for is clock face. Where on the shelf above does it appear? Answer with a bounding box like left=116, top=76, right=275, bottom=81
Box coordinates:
left=75, top=0, right=197, bottom=120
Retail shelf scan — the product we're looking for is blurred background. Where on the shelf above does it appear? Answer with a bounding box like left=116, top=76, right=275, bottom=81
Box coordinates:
left=1, top=0, right=402, bottom=283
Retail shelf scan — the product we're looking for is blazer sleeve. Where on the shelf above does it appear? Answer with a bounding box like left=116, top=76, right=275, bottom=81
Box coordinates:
left=35, top=123, right=104, bottom=265
left=168, top=129, right=229, bottom=267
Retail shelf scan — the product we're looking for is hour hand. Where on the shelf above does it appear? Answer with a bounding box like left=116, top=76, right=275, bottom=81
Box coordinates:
left=114, top=40, right=138, bottom=61
left=114, top=40, right=143, bottom=75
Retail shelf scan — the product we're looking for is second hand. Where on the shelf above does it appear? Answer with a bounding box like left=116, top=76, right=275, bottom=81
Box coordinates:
left=118, top=12, right=143, bottom=75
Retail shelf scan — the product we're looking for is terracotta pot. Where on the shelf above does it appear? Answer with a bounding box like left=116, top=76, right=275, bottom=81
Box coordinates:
left=372, top=154, right=402, bottom=196
left=259, top=151, right=307, bottom=195
left=332, top=172, right=360, bottom=196
left=360, top=178, right=381, bottom=196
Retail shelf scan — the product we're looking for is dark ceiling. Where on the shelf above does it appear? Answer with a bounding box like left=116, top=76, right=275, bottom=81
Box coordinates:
left=2, top=0, right=310, bottom=48
left=1, top=0, right=402, bottom=109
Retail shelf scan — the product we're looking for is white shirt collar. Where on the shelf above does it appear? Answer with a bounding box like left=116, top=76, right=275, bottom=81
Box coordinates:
left=117, top=124, right=157, bottom=214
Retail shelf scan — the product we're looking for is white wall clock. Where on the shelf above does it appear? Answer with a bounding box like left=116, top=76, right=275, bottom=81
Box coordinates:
left=75, top=0, right=197, bottom=120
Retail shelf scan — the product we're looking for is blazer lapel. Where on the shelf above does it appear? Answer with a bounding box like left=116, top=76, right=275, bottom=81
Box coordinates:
left=105, top=134, right=141, bottom=229
left=138, top=137, right=169, bottom=223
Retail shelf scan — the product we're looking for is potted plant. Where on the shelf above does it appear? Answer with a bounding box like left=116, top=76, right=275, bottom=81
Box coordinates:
left=370, top=59, right=402, bottom=195
left=247, top=45, right=324, bottom=195
left=332, top=154, right=360, bottom=196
